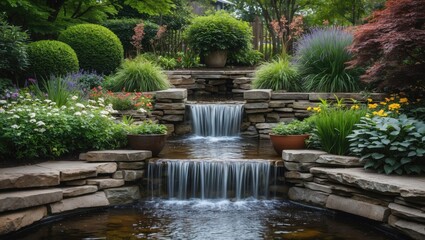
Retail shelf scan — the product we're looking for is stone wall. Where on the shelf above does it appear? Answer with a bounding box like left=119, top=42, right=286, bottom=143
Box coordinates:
left=281, top=150, right=425, bottom=240
left=242, top=90, right=387, bottom=139
left=166, top=70, right=254, bottom=99
left=0, top=150, right=151, bottom=235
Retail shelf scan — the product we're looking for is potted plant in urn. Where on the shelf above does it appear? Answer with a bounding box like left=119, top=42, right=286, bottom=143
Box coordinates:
left=184, top=11, right=252, bottom=68
left=126, top=120, right=168, bottom=157
left=269, top=120, right=313, bottom=155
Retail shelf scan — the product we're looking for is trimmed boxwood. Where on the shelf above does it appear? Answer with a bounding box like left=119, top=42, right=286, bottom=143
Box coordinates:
left=58, top=24, right=124, bottom=74
left=27, top=40, right=79, bottom=78
left=103, top=19, right=159, bottom=55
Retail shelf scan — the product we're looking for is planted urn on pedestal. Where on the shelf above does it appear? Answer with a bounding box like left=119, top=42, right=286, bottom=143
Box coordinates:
left=269, top=120, right=312, bottom=155
left=126, top=120, right=168, bottom=157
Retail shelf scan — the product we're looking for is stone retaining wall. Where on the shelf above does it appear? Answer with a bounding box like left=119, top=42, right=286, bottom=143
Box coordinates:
left=166, top=70, right=254, bottom=99
left=242, top=90, right=387, bottom=138
left=0, top=150, right=151, bottom=235
left=281, top=149, right=425, bottom=240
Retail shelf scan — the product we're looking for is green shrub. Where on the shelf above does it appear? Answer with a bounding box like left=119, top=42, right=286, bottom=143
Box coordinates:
left=103, top=19, right=159, bottom=55
left=252, top=58, right=302, bottom=91
left=27, top=40, right=79, bottom=78
left=126, top=120, right=167, bottom=135
left=31, top=75, right=80, bottom=107
left=348, top=115, right=425, bottom=175
left=58, top=24, right=124, bottom=74
left=295, top=27, right=361, bottom=92
left=227, top=48, right=263, bottom=66
left=0, top=96, right=127, bottom=161
left=184, top=11, right=252, bottom=56
left=109, top=56, right=170, bottom=92
left=0, top=14, right=29, bottom=80
left=271, top=120, right=313, bottom=135
left=67, top=70, right=104, bottom=91
left=142, top=53, right=178, bottom=70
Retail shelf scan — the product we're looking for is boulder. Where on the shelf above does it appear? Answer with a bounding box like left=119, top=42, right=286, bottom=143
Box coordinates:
left=326, top=195, right=390, bottom=222
left=0, top=206, right=47, bottom=235
left=49, top=191, right=109, bottom=214
left=104, top=186, right=141, bottom=205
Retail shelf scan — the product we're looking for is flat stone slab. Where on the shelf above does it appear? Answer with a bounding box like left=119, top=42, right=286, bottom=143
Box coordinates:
left=244, top=89, right=272, bottom=100
left=0, top=165, right=60, bottom=190
left=62, top=185, right=98, bottom=198
left=389, top=203, right=425, bottom=223
left=118, top=161, right=145, bottom=170
left=389, top=215, right=425, bottom=240
left=104, top=186, right=141, bottom=205
left=0, top=188, right=63, bottom=212
left=49, top=191, right=109, bottom=214
left=271, top=93, right=309, bottom=100
left=326, top=195, right=390, bottom=222
left=316, top=155, right=363, bottom=167
left=0, top=206, right=47, bottom=235
left=112, top=170, right=144, bottom=181
left=81, top=150, right=152, bottom=162
left=282, top=150, right=327, bottom=163
left=86, top=178, right=125, bottom=189
left=36, top=161, right=97, bottom=181
left=284, top=171, right=313, bottom=181
left=155, top=88, right=187, bottom=100
left=288, top=187, right=329, bottom=206
left=310, top=167, right=425, bottom=198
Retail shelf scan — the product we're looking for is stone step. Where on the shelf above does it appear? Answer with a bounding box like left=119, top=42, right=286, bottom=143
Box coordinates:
left=80, top=150, right=152, bottom=162
left=0, top=188, right=63, bottom=212
left=0, top=206, right=47, bottom=235
left=49, top=191, right=109, bottom=214
left=86, top=178, right=125, bottom=189
left=61, top=185, right=98, bottom=198
left=389, top=203, right=425, bottom=223
left=0, top=165, right=60, bottom=190
left=36, top=161, right=98, bottom=181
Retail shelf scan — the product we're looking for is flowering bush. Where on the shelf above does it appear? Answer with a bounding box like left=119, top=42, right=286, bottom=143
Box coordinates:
left=90, top=86, right=153, bottom=111
left=0, top=94, right=127, bottom=161
left=366, top=94, right=409, bottom=117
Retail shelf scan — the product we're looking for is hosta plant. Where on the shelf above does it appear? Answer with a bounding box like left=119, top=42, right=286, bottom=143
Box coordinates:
left=347, top=115, right=425, bottom=175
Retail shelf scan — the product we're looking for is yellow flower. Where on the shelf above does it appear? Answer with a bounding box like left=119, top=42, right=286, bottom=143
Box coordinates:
left=351, top=104, right=360, bottom=110
left=313, top=107, right=321, bottom=113
left=388, top=103, right=401, bottom=111
left=390, top=97, right=395, bottom=101
left=380, top=102, right=387, bottom=105
left=367, top=98, right=373, bottom=103
left=307, top=106, right=312, bottom=111
left=385, top=98, right=391, bottom=102
left=399, top=98, right=408, bottom=104
left=368, top=103, right=378, bottom=109
left=372, top=109, right=388, bottom=117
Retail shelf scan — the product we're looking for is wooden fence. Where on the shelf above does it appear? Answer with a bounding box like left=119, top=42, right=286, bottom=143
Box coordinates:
left=155, top=18, right=280, bottom=60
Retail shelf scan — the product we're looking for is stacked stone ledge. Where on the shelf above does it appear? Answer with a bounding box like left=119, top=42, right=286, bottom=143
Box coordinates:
left=281, top=149, right=425, bottom=240
left=243, top=90, right=387, bottom=139
left=0, top=150, right=152, bottom=235
left=152, top=88, right=190, bottom=135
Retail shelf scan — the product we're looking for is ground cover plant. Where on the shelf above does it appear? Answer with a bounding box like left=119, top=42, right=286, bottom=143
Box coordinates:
left=90, top=86, right=153, bottom=112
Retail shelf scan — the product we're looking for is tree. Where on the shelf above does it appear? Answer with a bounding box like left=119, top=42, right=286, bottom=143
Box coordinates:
left=0, top=0, right=174, bottom=38
left=348, top=0, right=425, bottom=94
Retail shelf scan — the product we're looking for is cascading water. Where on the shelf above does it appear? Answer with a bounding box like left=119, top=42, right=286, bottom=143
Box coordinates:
left=188, top=104, right=243, bottom=137
left=148, top=159, right=272, bottom=200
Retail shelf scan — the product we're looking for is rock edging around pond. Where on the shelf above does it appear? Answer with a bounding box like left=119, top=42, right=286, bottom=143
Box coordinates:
left=282, top=149, right=425, bottom=240
left=0, top=150, right=151, bottom=235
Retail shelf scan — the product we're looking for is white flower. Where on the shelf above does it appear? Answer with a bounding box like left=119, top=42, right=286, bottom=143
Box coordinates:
left=47, top=113, right=52, bottom=116
left=99, top=103, right=105, bottom=107
left=11, top=124, right=19, bottom=129
left=44, top=99, right=52, bottom=103
left=29, top=113, right=36, bottom=118
left=29, top=119, right=36, bottom=123
left=138, top=108, right=147, bottom=113
left=74, top=112, right=82, bottom=116
left=0, top=100, right=7, bottom=105
left=98, top=97, right=104, bottom=103
left=61, top=105, right=67, bottom=110
left=69, top=107, right=74, bottom=110
left=36, top=121, right=45, bottom=126
left=12, top=114, right=20, bottom=119
left=88, top=100, right=96, bottom=104
left=0, top=108, right=4, bottom=113
left=71, top=95, right=78, bottom=100
left=88, top=114, right=94, bottom=118
left=38, top=128, right=46, bottom=133
left=100, top=110, right=109, bottom=115
left=81, top=110, right=87, bottom=114
left=75, top=103, right=85, bottom=108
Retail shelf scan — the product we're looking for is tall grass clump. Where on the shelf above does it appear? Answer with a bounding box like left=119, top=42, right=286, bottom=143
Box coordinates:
left=32, top=76, right=80, bottom=107
left=295, top=27, right=361, bottom=92
left=252, top=58, right=302, bottom=91
left=109, top=56, right=170, bottom=92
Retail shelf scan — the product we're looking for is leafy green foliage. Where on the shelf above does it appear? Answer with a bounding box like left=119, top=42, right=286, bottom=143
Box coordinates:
left=58, top=24, right=124, bottom=74
left=126, top=120, right=168, bottom=135
left=0, top=14, right=29, bottom=80
left=27, top=40, right=79, bottom=79
left=109, top=56, right=170, bottom=92
left=0, top=96, right=127, bottom=161
left=295, top=27, right=361, bottom=92
left=31, top=76, right=80, bottom=107
left=272, top=120, right=313, bottom=135
left=227, top=48, right=263, bottom=66
left=66, top=70, right=104, bottom=91
left=348, top=115, right=425, bottom=175
left=252, top=58, right=302, bottom=91
left=184, top=11, right=252, bottom=56
left=103, top=19, right=160, bottom=56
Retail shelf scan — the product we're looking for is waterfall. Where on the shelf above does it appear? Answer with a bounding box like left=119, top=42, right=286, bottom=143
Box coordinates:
left=148, top=159, right=272, bottom=200
left=189, top=104, right=243, bottom=137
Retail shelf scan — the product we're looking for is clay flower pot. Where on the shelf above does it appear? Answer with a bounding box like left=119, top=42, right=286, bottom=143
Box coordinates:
left=269, top=134, right=310, bottom=155
left=204, top=50, right=228, bottom=68
left=127, top=134, right=167, bottom=157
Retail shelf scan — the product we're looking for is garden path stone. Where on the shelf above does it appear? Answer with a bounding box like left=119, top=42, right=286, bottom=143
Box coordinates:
left=49, top=191, right=109, bottom=214
left=326, top=195, right=390, bottom=222
left=310, top=167, right=425, bottom=197
left=0, top=188, right=63, bottom=212
left=81, top=150, right=152, bottom=162
left=36, top=161, right=97, bottom=181
left=0, top=165, right=60, bottom=190
left=61, top=185, right=98, bottom=198
left=0, top=206, right=47, bottom=235
left=316, top=155, right=362, bottom=167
